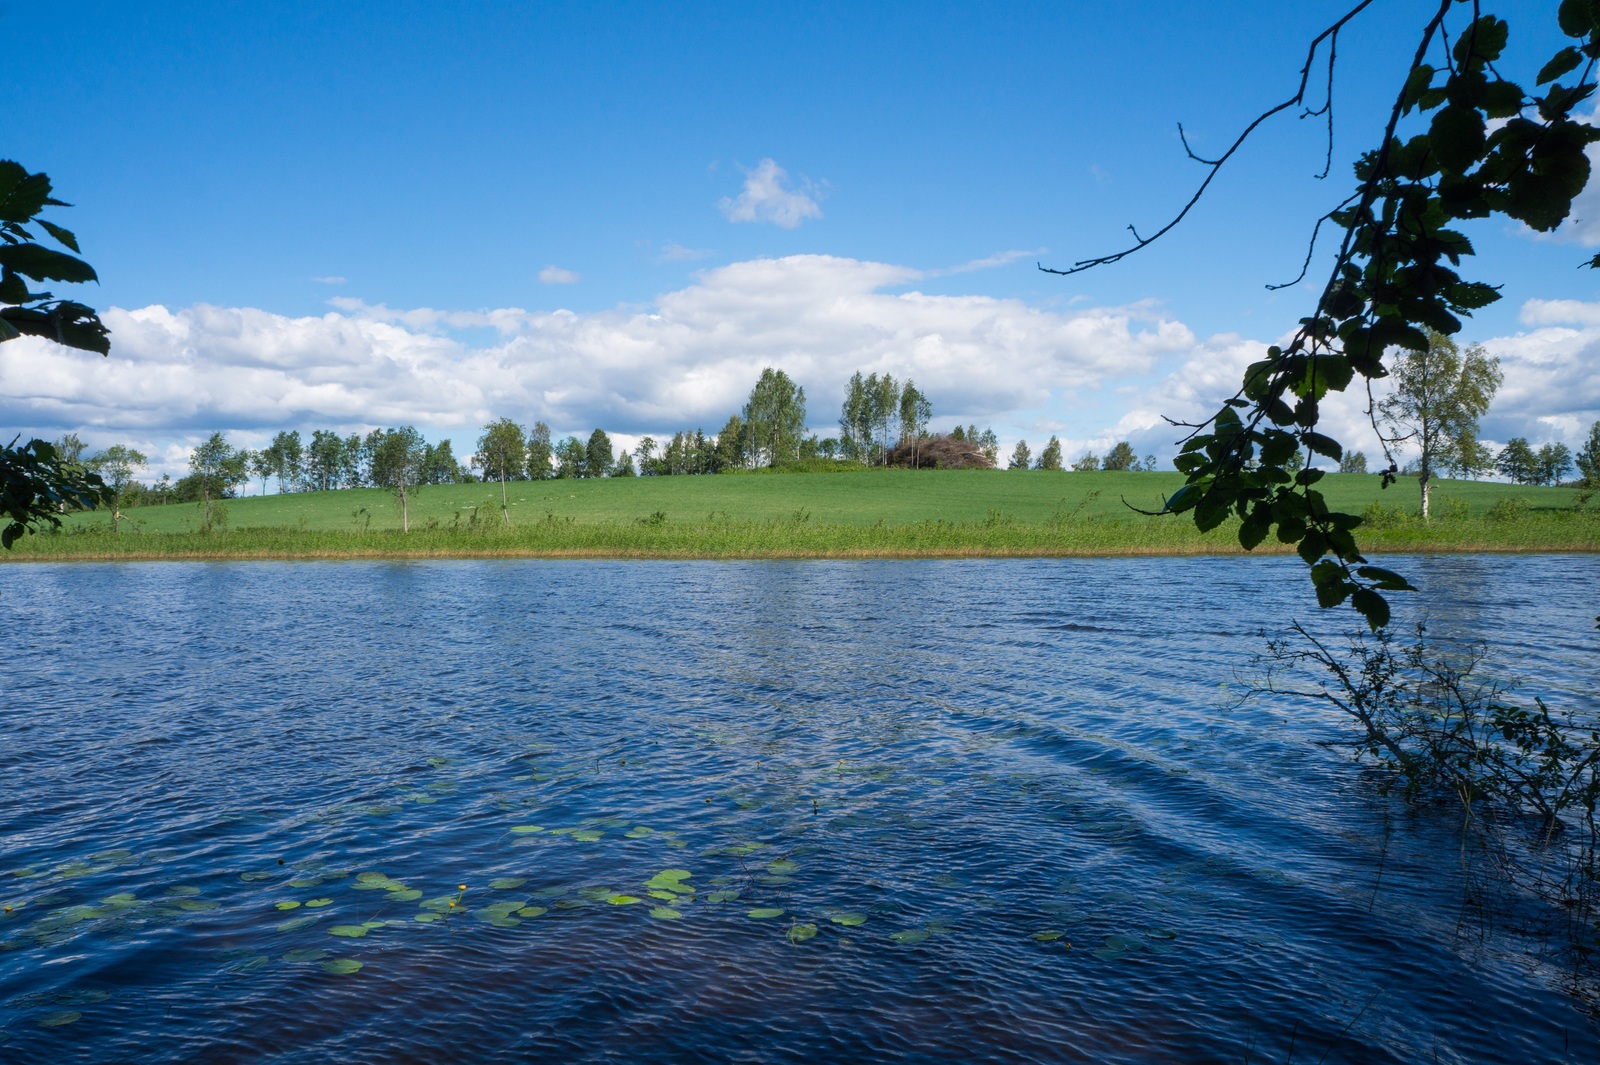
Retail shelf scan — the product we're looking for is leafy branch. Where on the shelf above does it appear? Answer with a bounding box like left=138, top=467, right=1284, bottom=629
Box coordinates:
left=1044, top=1, right=1600, bottom=629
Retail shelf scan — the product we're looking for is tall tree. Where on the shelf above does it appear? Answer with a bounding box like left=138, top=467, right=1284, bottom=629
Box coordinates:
left=868, top=373, right=899, bottom=464
left=1378, top=331, right=1502, bottom=521
left=306, top=430, right=343, bottom=492
left=554, top=436, right=586, bottom=478
left=1035, top=436, right=1063, bottom=471
left=898, top=379, right=932, bottom=468
left=476, top=417, right=527, bottom=522
left=249, top=447, right=272, bottom=496
left=1577, top=422, right=1600, bottom=490
left=526, top=421, right=554, bottom=481
left=371, top=425, right=426, bottom=531
left=268, top=430, right=303, bottom=492
left=585, top=429, right=614, bottom=478
left=1009, top=440, right=1031, bottom=470
left=1495, top=437, right=1537, bottom=485
left=634, top=436, right=659, bottom=475
left=1102, top=441, right=1138, bottom=472
left=743, top=367, right=807, bottom=467
left=1536, top=442, right=1573, bottom=486
left=839, top=372, right=872, bottom=463
left=188, top=432, right=247, bottom=529
left=714, top=415, right=748, bottom=472
left=86, top=445, right=147, bottom=533
left=422, top=439, right=463, bottom=484
left=1339, top=451, right=1369, bottom=475
left=1072, top=452, right=1101, bottom=472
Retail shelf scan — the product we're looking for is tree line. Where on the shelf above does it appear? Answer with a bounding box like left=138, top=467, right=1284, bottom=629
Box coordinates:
left=52, top=351, right=1600, bottom=533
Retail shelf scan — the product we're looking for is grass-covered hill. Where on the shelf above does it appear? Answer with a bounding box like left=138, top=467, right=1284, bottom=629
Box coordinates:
left=10, top=468, right=1597, bottom=560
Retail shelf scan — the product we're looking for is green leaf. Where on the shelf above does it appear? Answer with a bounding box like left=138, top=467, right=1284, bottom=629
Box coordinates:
left=0, top=164, right=51, bottom=224
left=321, top=958, right=363, bottom=975
left=35, top=220, right=80, bottom=253
left=1356, top=566, right=1418, bottom=591
left=1351, top=588, right=1391, bottom=630
left=746, top=908, right=784, bottom=919
left=1559, top=0, right=1597, bottom=38
left=787, top=923, right=818, bottom=943
left=1237, top=516, right=1270, bottom=552
left=1302, top=433, right=1342, bottom=460
left=0, top=244, right=97, bottom=284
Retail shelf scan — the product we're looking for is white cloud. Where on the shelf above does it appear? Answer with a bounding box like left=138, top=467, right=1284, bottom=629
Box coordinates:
left=0, top=254, right=1195, bottom=476
left=11, top=262, right=1587, bottom=485
left=538, top=265, right=581, bottom=285
left=717, top=159, right=824, bottom=229
left=310, top=275, right=346, bottom=285
left=659, top=242, right=714, bottom=263
left=928, top=249, right=1045, bottom=277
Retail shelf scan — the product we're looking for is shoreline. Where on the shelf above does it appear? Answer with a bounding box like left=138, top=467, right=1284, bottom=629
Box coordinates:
left=5, top=540, right=1596, bottom=563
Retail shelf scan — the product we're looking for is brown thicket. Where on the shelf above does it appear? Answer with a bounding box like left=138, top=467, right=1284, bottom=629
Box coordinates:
left=887, top=435, right=994, bottom=470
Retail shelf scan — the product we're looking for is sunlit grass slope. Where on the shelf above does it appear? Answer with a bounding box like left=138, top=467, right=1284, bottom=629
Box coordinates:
left=9, top=469, right=1596, bottom=559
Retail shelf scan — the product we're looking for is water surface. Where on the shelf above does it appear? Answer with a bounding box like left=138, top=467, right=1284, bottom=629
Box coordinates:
left=1, top=556, right=1597, bottom=1063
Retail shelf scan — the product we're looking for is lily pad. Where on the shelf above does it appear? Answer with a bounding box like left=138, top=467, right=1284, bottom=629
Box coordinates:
left=328, top=925, right=369, bottom=938
left=517, top=906, right=548, bottom=918
left=787, top=923, right=818, bottom=943
left=570, top=830, right=604, bottom=843
left=767, top=859, right=798, bottom=875
left=274, top=901, right=301, bottom=911
left=1030, top=930, right=1066, bottom=942
left=889, top=929, right=930, bottom=944
left=747, top=908, right=784, bottom=919
left=37, top=1010, right=80, bottom=1028
left=281, top=948, right=327, bottom=962
left=647, top=890, right=678, bottom=901
left=385, top=889, right=423, bottom=902
left=278, top=914, right=319, bottom=932
left=164, top=885, right=202, bottom=897
left=606, top=894, right=642, bottom=906
left=176, top=900, right=218, bottom=912
left=414, top=913, right=440, bottom=923
left=1147, top=929, right=1177, bottom=940
left=287, top=877, right=324, bottom=888
left=488, top=878, right=527, bottom=890
left=321, top=958, right=363, bottom=975
left=239, top=870, right=276, bottom=882
left=509, top=826, right=544, bottom=835
left=831, top=913, right=867, bottom=927
left=648, top=907, right=681, bottom=920
left=305, top=898, right=333, bottom=908
left=707, top=890, right=740, bottom=904
left=625, top=827, right=654, bottom=839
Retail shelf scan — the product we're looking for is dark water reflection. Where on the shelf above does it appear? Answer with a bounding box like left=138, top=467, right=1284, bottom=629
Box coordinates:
left=1, top=555, right=1597, bottom=1064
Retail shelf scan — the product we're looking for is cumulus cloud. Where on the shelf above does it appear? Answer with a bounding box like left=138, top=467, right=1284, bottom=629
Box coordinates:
left=538, top=265, right=581, bottom=285
left=717, top=159, right=824, bottom=228
left=1, top=254, right=1198, bottom=475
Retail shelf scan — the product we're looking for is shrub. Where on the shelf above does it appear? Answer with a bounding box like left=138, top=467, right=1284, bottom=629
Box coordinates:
left=1486, top=496, right=1531, bottom=522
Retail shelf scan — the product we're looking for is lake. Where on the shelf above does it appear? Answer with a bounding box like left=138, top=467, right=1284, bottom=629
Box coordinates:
left=1, top=556, right=1597, bottom=1063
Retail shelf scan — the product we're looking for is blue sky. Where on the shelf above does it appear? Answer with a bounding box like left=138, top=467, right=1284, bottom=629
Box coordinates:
left=5, top=1, right=1598, bottom=480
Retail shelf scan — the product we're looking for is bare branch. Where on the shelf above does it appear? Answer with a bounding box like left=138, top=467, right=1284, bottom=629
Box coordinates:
left=1039, top=0, right=1380, bottom=278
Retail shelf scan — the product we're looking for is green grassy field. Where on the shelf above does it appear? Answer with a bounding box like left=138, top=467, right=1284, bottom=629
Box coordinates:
left=7, top=469, right=1596, bottom=560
